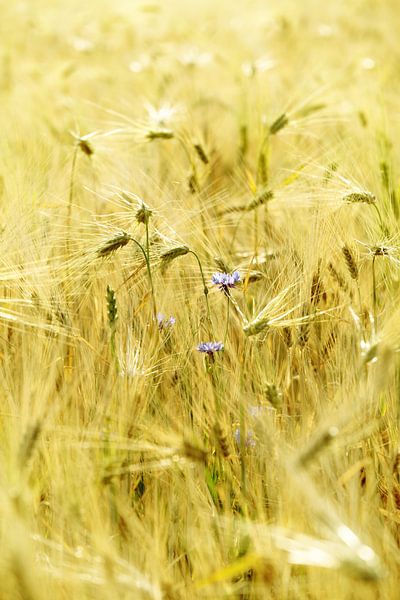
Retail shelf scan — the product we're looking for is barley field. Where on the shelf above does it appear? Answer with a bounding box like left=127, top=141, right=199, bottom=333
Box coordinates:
left=1, top=0, right=400, bottom=598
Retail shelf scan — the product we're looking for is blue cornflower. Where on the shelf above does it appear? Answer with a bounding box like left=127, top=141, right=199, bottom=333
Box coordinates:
left=248, top=405, right=275, bottom=418
left=196, top=341, right=224, bottom=356
left=157, top=313, right=176, bottom=330
left=211, top=271, right=241, bottom=294
left=233, top=427, right=256, bottom=448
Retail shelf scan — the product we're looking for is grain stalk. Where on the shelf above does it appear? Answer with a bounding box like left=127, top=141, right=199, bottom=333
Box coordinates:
left=106, top=285, right=119, bottom=372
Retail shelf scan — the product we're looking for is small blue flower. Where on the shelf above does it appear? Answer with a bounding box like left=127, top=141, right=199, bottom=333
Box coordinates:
left=233, top=428, right=256, bottom=448
left=196, top=341, right=224, bottom=356
left=157, top=313, right=176, bottom=330
left=211, top=271, right=241, bottom=294
left=248, top=405, right=274, bottom=418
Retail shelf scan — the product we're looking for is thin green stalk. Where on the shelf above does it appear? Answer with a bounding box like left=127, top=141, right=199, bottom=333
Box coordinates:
left=188, top=250, right=212, bottom=327
left=145, top=219, right=150, bottom=261
left=239, top=398, right=247, bottom=502
left=372, top=255, right=377, bottom=335
left=228, top=293, right=247, bottom=324
left=238, top=339, right=253, bottom=514
left=67, top=144, right=79, bottom=258
left=356, top=283, right=366, bottom=343
left=223, top=296, right=231, bottom=346
left=68, top=145, right=79, bottom=236
left=254, top=207, right=259, bottom=266
left=106, top=285, right=119, bottom=373
left=371, top=202, right=388, bottom=237
left=110, top=328, right=119, bottom=374
left=129, top=236, right=157, bottom=319
left=209, top=361, right=221, bottom=414
left=145, top=217, right=152, bottom=304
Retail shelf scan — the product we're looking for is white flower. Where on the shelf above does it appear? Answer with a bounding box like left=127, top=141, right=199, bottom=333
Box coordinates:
left=144, top=102, right=181, bottom=128
left=179, top=47, right=214, bottom=67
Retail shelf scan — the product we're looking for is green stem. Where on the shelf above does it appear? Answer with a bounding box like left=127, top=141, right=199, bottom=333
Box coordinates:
left=372, top=202, right=388, bottom=237
left=228, top=293, right=247, bottom=324
left=254, top=207, right=259, bottom=266
left=129, top=236, right=157, bottom=319
left=239, top=398, right=246, bottom=499
left=67, top=144, right=79, bottom=256
left=145, top=219, right=150, bottom=260
left=223, top=296, right=231, bottom=346
left=145, top=217, right=152, bottom=297
left=209, top=361, right=221, bottom=414
left=372, top=255, right=377, bottom=335
left=110, top=328, right=119, bottom=373
left=68, top=146, right=78, bottom=232
left=355, top=282, right=365, bottom=343
left=188, top=250, right=212, bottom=328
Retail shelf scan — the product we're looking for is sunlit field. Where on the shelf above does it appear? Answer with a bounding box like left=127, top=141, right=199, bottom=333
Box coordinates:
left=2, top=0, right=400, bottom=598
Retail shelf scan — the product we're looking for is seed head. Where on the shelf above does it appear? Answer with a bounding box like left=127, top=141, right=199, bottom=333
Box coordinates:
left=269, top=113, right=289, bottom=135
left=370, top=245, right=390, bottom=256
left=213, top=422, right=231, bottom=458
left=136, top=202, right=152, bottom=225
left=181, top=440, right=208, bottom=463
left=188, top=171, right=199, bottom=194
left=219, top=189, right=273, bottom=216
left=310, top=268, right=324, bottom=306
left=343, top=191, right=376, bottom=205
left=106, top=286, right=118, bottom=327
left=239, top=123, right=248, bottom=158
left=328, top=262, right=348, bottom=292
left=247, top=188, right=274, bottom=211
left=97, top=232, right=130, bottom=257
left=193, top=142, right=209, bottom=164
left=264, top=383, right=282, bottom=408
left=160, top=245, right=189, bottom=261
left=243, top=317, right=269, bottom=336
left=78, top=138, right=94, bottom=156
left=297, top=426, right=339, bottom=468
left=342, top=245, right=359, bottom=280
left=214, top=256, right=232, bottom=273
left=282, top=327, right=293, bottom=348
left=70, top=131, right=96, bottom=156
left=160, top=245, right=190, bottom=273
left=146, top=129, right=174, bottom=140
left=18, top=421, right=41, bottom=467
